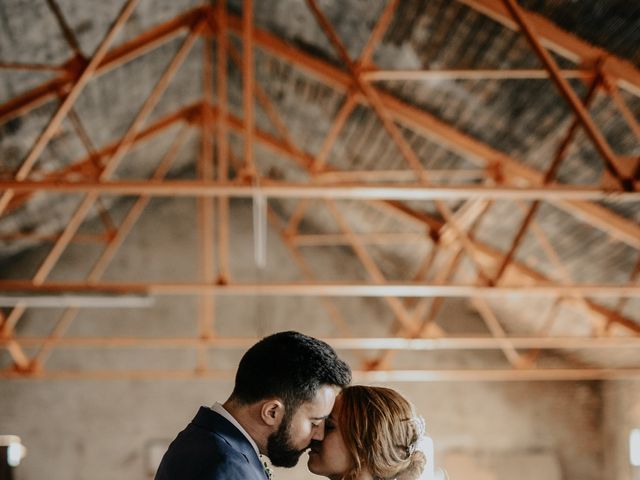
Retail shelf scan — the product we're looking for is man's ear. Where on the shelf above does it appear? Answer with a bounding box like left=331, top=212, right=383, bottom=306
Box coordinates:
left=260, top=399, right=285, bottom=427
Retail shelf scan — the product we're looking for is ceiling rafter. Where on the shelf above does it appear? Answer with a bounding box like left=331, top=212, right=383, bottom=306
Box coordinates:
left=502, top=0, right=632, bottom=190
left=1, top=0, right=638, bottom=380
left=1, top=5, right=638, bottom=246
left=0, top=0, right=141, bottom=215
left=457, top=0, right=640, bottom=96
left=223, top=12, right=640, bottom=250
left=1, top=16, right=204, bottom=371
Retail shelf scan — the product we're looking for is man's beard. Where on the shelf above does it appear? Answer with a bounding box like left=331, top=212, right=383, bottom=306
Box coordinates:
left=267, top=415, right=309, bottom=467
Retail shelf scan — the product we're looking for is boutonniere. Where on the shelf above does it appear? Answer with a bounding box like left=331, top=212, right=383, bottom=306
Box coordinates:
left=262, top=459, right=273, bottom=480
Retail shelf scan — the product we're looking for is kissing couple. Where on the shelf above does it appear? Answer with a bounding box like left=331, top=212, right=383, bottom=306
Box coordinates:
left=155, top=331, right=434, bottom=480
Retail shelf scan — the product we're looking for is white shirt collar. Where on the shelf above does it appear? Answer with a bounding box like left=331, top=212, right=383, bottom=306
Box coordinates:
left=211, top=402, right=261, bottom=459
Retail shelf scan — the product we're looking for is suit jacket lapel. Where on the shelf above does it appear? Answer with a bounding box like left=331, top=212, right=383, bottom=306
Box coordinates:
left=191, top=407, right=267, bottom=477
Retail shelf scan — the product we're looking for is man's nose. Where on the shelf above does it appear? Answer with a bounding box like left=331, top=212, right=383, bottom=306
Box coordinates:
left=312, top=423, right=325, bottom=441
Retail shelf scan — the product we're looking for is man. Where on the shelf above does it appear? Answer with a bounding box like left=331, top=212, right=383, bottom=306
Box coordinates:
left=155, top=331, right=352, bottom=479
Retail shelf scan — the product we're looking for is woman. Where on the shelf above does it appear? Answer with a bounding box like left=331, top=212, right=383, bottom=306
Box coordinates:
left=307, top=385, right=428, bottom=480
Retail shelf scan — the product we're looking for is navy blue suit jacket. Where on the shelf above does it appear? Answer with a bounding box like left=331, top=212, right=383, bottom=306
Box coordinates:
left=155, top=407, right=268, bottom=480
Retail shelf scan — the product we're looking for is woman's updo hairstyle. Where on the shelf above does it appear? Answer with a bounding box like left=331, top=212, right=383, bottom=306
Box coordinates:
left=337, top=385, right=427, bottom=480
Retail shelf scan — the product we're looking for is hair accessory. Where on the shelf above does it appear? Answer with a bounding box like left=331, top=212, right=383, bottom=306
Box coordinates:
left=402, top=416, right=447, bottom=480
left=407, top=415, right=426, bottom=455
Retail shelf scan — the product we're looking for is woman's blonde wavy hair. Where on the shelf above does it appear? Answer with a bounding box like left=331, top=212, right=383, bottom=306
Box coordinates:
left=337, top=385, right=426, bottom=480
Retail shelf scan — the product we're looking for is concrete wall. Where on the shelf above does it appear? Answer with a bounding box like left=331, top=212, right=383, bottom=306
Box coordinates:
left=603, top=380, right=640, bottom=480
left=1, top=379, right=601, bottom=480
left=1, top=199, right=605, bottom=480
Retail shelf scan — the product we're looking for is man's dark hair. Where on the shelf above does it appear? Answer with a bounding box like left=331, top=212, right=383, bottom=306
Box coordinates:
left=230, top=331, right=351, bottom=412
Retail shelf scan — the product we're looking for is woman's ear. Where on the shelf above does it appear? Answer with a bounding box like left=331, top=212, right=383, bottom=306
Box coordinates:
left=260, top=399, right=285, bottom=427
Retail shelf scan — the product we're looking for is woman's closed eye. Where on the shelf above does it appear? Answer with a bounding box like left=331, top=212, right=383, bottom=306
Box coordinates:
left=324, top=419, right=336, bottom=432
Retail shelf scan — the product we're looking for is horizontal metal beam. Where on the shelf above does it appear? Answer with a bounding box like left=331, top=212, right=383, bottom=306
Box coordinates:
left=1, top=281, right=640, bottom=298
left=5, top=336, right=639, bottom=350
left=1, top=368, right=639, bottom=381
left=2, top=180, right=638, bottom=201
left=0, top=295, right=153, bottom=308
left=356, top=368, right=640, bottom=382
left=362, top=68, right=593, bottom=81
left=314, top=169, right=487, bottom=182
left=0, top=62, right=67, bottom=72
left=291, top=232, right=429, bottom=246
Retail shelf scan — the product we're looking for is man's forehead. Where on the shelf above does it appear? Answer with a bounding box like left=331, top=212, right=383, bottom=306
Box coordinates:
left=301, top=385, right=339, bottom=414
